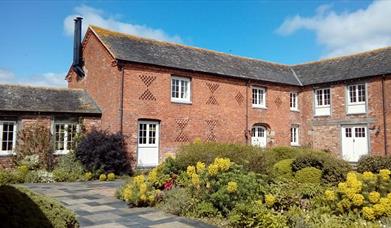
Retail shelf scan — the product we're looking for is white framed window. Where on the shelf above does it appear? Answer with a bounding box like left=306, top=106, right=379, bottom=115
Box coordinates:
left=0, top=121, right=17, bottom=156
left=290, top=126, right=299, bottom=146
left=252, top=87, right=266, bottom=108
left=171, top=76, right=191, bottom=103
left=54, top=123, right=79, bottom=155
left=347, top=84, right=366, bottom=114
left=314, top=88, right=331, bottom=116
left=290, top=92, right=298, bottom=111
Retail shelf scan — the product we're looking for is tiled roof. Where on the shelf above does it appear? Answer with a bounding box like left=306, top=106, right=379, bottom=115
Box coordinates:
left=90, top=26, right=391, bottom=86
left=0, top=84, right=101, bottom=114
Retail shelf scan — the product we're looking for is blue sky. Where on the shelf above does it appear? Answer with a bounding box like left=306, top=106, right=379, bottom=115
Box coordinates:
left=1, top=0, right=390, bottom=87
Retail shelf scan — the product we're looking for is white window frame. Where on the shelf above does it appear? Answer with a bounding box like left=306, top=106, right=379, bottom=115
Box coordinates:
left=290, top=126, right=299, bottom=146
left=53, top=123, right=80, bottom=155
left=346, top=83, right=367, bottom=114
left=0, top=121, right=17, bottom=156
left=315, top=88, right=331, bottom=107
left=171, top=76, right=191, bottom=103
left=290, top=92, right=298, bottom=111
left=252, top=86, right=266, bottom=108
left=314, top=88, right=331, bottom=116
left=347, top=84, right=366, bottom=105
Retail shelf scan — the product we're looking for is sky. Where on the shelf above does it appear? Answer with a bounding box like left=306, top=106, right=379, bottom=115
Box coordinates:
left=1, top=0, right=390, bottom=88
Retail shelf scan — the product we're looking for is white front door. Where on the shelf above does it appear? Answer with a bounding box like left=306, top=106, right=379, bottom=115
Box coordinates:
left=341, top=125, right=368, bottom=162
left=137, top=121, right=159, bottom=167
left=251, top=126, right=267, bottom=148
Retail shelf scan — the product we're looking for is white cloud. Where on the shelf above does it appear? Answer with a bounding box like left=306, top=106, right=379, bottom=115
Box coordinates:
left=277, top=0, right=391, bottom=58
left=0, top=68, right=66, bottom=88
left=0, top=69, right=15, bottom=83
left=64, top=5, right=182, bottom=43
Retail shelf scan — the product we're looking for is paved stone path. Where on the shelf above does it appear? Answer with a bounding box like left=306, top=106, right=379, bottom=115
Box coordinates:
left=23, top=181, right=214, bottom=228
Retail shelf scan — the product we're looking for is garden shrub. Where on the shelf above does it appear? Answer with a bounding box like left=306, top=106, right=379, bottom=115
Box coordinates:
left=357, top=155, right=391, bottom=173
left=18, top=154, right=40, bottom=170
left=107, top=173, right=116, bottom=181
left=76, top=129, right=132, bottom=175
left=228, top=201, right=287, bottom=228
left=99, top=174, right=107, bottom=181
left=175, top=142, right=263, bottom=171
left=0, top=185, right=78, bottom=227
left=291, top=151, right=351, bottom=184
left=247, top=146, right=302, bottom=174
left=157, top=187, right=197, bottom=216
left=83, top=172, right=93, bottom=181
left=323, top=170, right=391, bottom=221
left=24, top=170, right=55, bottom=183
left=272, top=159, right=294, bottom=179
left=295, top=167, right=322, bottom=184
left=52, top=152, right=84, bottom=182
left=119, top=174, right=161, bottom=206
left=14, top=122, right=54, bottom=170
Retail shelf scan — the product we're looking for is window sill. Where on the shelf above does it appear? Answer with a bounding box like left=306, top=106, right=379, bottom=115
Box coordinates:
left=346, top=112, right=367, bottom=115
left=54, top=151, right=70, bottom=155
left=252, top=106, right=267, bottom=110
left=290, top=143, right=300, bottom=147
left=0, top=152, right=16, bottom=157
left=290, top=109, right=300, bottom=112
left=171, top=100, right=192, bottom=105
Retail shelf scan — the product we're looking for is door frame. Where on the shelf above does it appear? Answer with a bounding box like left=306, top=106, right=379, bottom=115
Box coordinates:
left=340, top=123, right=370, bottom=162
left=136, top=120, right=161, bottom=168
left=251, top=125, right=267, bottom=148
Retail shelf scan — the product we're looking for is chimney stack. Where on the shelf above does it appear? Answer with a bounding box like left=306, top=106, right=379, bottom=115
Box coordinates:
left=73, top=17, right=85, bottom=77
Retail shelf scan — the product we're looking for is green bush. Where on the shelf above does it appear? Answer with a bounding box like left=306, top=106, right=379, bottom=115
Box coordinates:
left=24, top=170, right=54, bottom=183
left=0, top=169, right=16, bottom=185
left=295, top=167, right=322, bottom=184
left=83, top=172, right=93, bottom=181
left=272, top=159, right=294, bottom=179
left=52, top=152, right=84, bottom=182
left=175, top=142, right=263, bottom=171
left=99, top=174, right=107, bottom=181
left=291, top=151, right=351, bottom=184
left=357, top=155, right=391, bottom=173
left=0, top=185, right=78, bottom=227
left=107, top=173, right=116, bottom=181
left=228, top=201, right=287, bottom=228
left=0, top=167, right=30, bottom=185
left=247, top=147, right=302, bottom=174
left=157, top=188, right=197, bottom=216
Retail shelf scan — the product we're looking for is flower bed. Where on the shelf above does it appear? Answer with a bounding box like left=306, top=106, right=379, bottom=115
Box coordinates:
left=117, top=144, right=391, bottom=227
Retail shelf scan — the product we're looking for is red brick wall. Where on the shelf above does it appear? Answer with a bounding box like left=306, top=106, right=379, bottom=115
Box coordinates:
left=68, top=32, right=121, bottom=132
left=67, top=30, right=391, bottom=164
left=300, top=76, right=390, bottom=157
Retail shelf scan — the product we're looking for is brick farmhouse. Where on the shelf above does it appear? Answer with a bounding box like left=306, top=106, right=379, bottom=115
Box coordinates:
left=1, top=18, right=390, bottom=167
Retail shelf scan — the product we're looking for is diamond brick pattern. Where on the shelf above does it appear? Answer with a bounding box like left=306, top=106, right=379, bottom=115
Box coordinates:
left=205, top=82, right=219, bottom=105
left=205, top=120, right=218, bottom=142
left=139, top=89, right=156, bottom=101
left=139, top=75, right=156, bottom=87
left=235, top=91, right=244, bottom=105
left=175, top=118, right=190, bottom=142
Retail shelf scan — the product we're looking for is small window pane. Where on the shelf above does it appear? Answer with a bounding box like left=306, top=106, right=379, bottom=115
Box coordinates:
left=171, top=79, right=179, bottom=98
left=316, top=90, right=323, bottom=106
left=149, top=124, right=156, bottom=144
left=139, top=123, right=147, bottom=144
left=252, top=88, right=265, bottom=107
left=1, top=122, right=15, bottom=151
left=358, top=84, right=366, bottom=102
left=355, top=128, right=365, bottom=138
left=345, top=128, right=352, bottom=137
left=349, top=85, right=357, bottom=103
left=324, top=89, right=330, bottom=105
left=55, top=124, right=65, bottom=151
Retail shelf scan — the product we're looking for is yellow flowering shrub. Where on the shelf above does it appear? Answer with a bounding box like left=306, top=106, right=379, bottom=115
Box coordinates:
left=265, top=194, right=276, bottom=207
left=196, top=162, right=205, bottom=173
left=227, top=181, right=238, bottom=193
left=187, top=165, right=196, bottom=176
left=214, top=158, right=231, bottom=171
left=191, top=173, right=200, bottom=188
left=379, top=169, right=390, bottom=181
left=119, top=174, right=161, bottom=207
left=324, top=190, right=336, bottom=201
left=147, top=168, right=158, bottom=183
left=207, top=164, right=219, bottom=176
left=324, top=170, right=391, bottom=221
left=368, top=191, right=380, bottom=203
left=362, top=207, right=375, bottom=220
